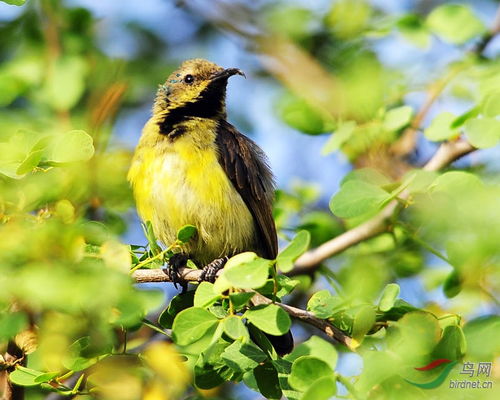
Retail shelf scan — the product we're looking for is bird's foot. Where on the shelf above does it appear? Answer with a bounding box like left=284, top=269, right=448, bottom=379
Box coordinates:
left=167, top=253, right=189, bottom=293
left=199, top=257, right=228, bottom=283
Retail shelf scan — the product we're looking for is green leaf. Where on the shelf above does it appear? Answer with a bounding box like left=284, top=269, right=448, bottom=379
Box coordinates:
left=158, top=291, right=194, bottom=329
left=431, top=171, right=483, bottom=194
left=482, top=92, right=500, bottom=117
left=463, top=315, right=500, bottom=361
left=301, top=376, right=337, bottom=400
left=0, top=312, right=28, bottom=341
left=322, top=121, right=356, bottom=155
left=244, top=304, right=291, bottom=336
left=9, top=366, right=44, bottom=387
left=352, top=304, right=376, bottom=341
left=402, top=169, right=438, bottom=193
left=194, top=282, right=221, bottom=308
left=253, top=362, right=282, bottom=400
left=288, top=356, right=333, bottom=392
left=285, top=336, right=338, bottom=370
left=62, top=337, right=101, bottom=371
left=397, top=14, right=430, bottom=48
left=276, top=230, right=311, bottom=273
left=16, top=149, right=44, bottom=175
left=221, top=340, right=267, bottom=372
left=48, top=130, right=95, bottom=163
left=275, top=275, right=300, bottom=298
left=424, top=112, right=457, bottom=141
left=432, top=325, right=466, bottom=360
left=383, top=106, right=413, bottom=131
left=34, top=372, right=59, bottom=384
left=378, top=283, right=400, bottom=312
left=213, top=252, right=258, bottom=293
left=329, top=180, right=390, bottom=218
left=278, top=93, right=335, bottom=135
left=141, top=221, right=162, bottom=255
left=307, top=290, right=343, bottom=319
left=176, top=225, right=197, bottom=243
left=42, top=56, right=86, bottom=111
left=426, top=4, right=485, bottom=44
left=1, top=0, right=27, bottom=5
left=229, top=292, right=255, bottom=310
left=223, top=258, right=270, bottom=290
left=443, top=269, right=461, bottom=298
left=451, top=107, right=480, bottom=128
left=172, top=307, right=219, bottom=346
left=223, top=316, right=249, bottom=340
left=341, top=168, right=391, bottom=186
left=464, top=117, right=500, bottom=148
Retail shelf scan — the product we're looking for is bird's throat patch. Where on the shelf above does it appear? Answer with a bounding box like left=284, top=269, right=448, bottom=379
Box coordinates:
left=158, top=81, right=226, bottom=136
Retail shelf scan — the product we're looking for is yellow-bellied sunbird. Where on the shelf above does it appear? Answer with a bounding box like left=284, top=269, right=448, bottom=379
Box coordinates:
left=128, top=59, right=293, bottom=354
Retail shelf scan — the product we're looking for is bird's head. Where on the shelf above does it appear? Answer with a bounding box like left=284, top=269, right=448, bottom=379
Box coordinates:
left=153, top=59, right=245, bottom=134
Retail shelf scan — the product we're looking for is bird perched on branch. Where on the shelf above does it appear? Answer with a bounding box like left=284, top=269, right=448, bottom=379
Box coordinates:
left=128, top=59, right=293, bottom=355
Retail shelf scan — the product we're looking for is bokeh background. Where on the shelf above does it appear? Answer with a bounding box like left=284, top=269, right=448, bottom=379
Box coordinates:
left=1, top=0, right=499, bottom=399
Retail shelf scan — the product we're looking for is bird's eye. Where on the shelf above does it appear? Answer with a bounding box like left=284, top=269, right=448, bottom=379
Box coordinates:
left=184, top=74, right=194, bottom=84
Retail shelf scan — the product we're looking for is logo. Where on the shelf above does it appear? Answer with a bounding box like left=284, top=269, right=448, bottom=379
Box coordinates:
left=406, top=358, right=457, bottom=389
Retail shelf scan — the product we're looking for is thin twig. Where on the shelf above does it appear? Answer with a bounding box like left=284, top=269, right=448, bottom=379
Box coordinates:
left=290, top=139, right=475, bottom=274
left=132, top=268, right=355, bottom=349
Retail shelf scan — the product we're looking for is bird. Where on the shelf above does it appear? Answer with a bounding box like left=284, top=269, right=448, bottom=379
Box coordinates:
left=128, top=58, right=293, bottom=355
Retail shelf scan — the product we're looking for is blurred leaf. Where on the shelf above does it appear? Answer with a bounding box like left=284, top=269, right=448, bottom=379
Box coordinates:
left=63, top=337, right=102, bottom=371
left=352, top=304, right=376, bottom=341
left=41, top=56, right=86, bottom=111
left=432, top=325, right=466, bottom=360
left=1, top=0, right=27, bottom=5
left=0, top=311, right=28, bottom=341
left=342, top=168, right=391, bottom=186
left=330, top=180, right=390, bottom=218
left=9, top=366, right=44, bottom=387
left=423, top=112, right=457, bottom=141
left=285, top=336, right=338, bottom=370
left=288, top=356, right=333, bottom=392
left=378, top=283, right=400, bottom=312
left=383, top=106, right=413, bottom=131
left=277, top=93, right=335, bottom=135
left=244, top=304, right=291, bottom=336
left=443, top=269, right=461, bottom=298
left=482, top=91, right=500, bottom=117
left=463, top=315, right=500, bottom=361
left=276, top=230, right=310, bottom=273
left=326, top=0, right=371, bottom=39
left=426, top=4, right=485, bottom=44
left=397, top=14, right=430, bottom=48
left=100, top=240, right=132, bottom=272
left=322, top=121, right=356, bottom=155
left=172, top=307, right=218, bottom=346
left=177, top=225, right=197, bottom=243
left=464, top=117, right=500, bottom=148
left=48, top=130, right=95, bottom=164
left=301, top=376, right=336, bottom=400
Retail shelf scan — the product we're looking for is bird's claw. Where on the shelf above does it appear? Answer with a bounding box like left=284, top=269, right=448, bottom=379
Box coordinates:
left=199, top=257, right=228, bottom=283
left=167, top=253, right=189, bottom=293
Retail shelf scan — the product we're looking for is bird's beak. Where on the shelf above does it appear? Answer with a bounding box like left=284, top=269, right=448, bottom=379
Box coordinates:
left=211, top=68, right=246, bottom=82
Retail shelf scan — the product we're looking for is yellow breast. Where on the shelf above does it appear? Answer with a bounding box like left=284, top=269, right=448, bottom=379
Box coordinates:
left=128, top=118, right=255, bottom=264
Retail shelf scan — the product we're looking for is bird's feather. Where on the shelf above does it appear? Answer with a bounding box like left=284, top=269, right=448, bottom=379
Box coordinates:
left=215, top=120, right=278, bottom=259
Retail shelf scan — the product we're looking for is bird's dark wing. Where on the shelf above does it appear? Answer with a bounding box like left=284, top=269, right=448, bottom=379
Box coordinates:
left=215, top=120, right=278, bottom=259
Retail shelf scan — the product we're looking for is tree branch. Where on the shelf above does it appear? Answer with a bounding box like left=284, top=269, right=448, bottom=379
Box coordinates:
left=132, top=268, right=355, bottom=349
left=291, top=139, right=475, bottom=274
